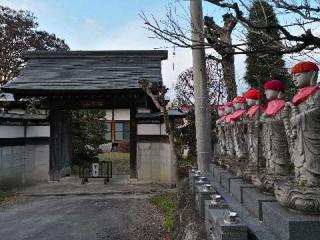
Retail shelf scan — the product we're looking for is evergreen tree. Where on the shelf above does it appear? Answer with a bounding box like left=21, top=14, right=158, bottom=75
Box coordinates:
left=244, top=0, right=288, bottom=90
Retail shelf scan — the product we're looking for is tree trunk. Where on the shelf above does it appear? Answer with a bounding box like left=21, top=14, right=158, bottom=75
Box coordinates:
left=221, top=54, right=237, bottom=100
left=163, top=107, right=178, bottom=185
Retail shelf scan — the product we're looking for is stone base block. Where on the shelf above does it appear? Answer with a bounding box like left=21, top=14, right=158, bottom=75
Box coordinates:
left=229, top=178, right=255, bottom=203
left=193, top=178, right=209, bottom=193
left=195, top=185, right=215, bottom=218
left=220, top=172, right=241, bottom=192
left=242, top=187, right=276, bottom=220
left=262, top=201, right=320, bottom=240
left=207, top=208, right=248, bottom=240
left=214, top=168, right=228, bottom=183
left=209, top=164, right=215, bottom=178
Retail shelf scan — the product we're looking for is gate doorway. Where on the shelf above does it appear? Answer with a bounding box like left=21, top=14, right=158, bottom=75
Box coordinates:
left=2, top=50, right=172, bottom=183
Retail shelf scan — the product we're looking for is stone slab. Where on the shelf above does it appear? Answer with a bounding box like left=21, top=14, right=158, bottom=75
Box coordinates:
left=220, top=171, right=242, bottom=192
left=229, top=179, right=255, bottom=203
left=214, top=168, right=228, bottom=183
left=193, top=178, right=209, bottom=193
left=262, top=201, right=320, bottom=240
left=195, top=185, right=215, bottom=218
left=209, top=163, right=215, bottom=178
left=242, top=187, right=276, bottom=220
left=207, top=208, right=248, bottom=240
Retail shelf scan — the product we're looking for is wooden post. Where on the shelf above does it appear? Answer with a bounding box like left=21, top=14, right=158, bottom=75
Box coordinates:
left=50, top=109, right=72, bottom=180
left=130, top=100, right=137, bottom=178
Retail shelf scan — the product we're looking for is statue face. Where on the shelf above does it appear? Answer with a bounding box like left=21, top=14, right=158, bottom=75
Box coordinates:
left=292, top=71, right=313, bottom=88
left=225, top=106, right=234, bottom=114
left=234, top=103, right=245, bottom=110
left=218, top=110, right=224, bottom=116
left=265, top=89, right=279, bottom=100
left=246, top=99, right=258, bottom=106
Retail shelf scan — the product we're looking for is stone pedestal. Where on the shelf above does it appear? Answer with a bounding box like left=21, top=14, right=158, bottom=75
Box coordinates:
left=193, top=177, right=209, bottom=193
left=242, top=187, right=276, bottom=220
left=195, top=185, right=215, bottom=218
left=229, top=178, right=255, bottom=203
left=262, top=201, right=320, bottom=240
left=213, top=167, right=228, bottom=183
left=207, top=208, right=248, bottom=240
left=220, top=171, right=242, bottom=192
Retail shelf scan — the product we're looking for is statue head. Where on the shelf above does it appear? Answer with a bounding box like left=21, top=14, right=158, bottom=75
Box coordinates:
left=245, top=89, right=261, bottom=106
left=291, top=61, right=319, bottom=88
left=232, top=96, right=247, bottom=110
left=264, top=80, right=285, bottom=100
left=217, top=105, right=225, bottom=117
left=224, top=102, right=234, bottom=114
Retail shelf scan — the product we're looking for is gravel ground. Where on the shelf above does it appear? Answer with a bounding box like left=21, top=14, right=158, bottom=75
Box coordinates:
left=0, top=194, right=168, bottom=240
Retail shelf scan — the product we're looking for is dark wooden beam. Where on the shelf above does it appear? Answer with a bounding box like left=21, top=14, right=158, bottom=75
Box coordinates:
left=50, top=110, right=72, bottom=180
left=130, top=99, right=137, bottom=179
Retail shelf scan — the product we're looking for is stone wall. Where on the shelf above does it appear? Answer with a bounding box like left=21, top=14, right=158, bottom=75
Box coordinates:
left=0, top=123, right=50, bottom=190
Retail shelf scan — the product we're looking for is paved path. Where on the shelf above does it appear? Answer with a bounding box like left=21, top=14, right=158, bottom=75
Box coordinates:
left=0, top=194, right=168, bottom=240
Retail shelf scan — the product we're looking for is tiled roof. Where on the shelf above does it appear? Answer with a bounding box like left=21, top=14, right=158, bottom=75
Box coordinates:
left=2, top=50, right=167, bottom=96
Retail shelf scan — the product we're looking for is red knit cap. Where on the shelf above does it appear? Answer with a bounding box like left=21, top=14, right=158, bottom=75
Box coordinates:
left=264, top=80, right=285, bottom=92
left=232, top=96, right=246, bottom=103
left=245, top=89, right=261, bottom=100
left=224, top=102, right=233, bottom=107
left=291, top=61, right=319, bottom=75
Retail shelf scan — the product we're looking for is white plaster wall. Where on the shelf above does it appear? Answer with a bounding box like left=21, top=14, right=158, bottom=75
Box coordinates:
left=114, top=109, right=130, bottom=120
left=0, top=126, right=24, bottom=138
left=26, top=126, right=50, bottom=138
left=105, top=109, right=113, bottom=120
left=137, top=124, right=160, bottom=135
left=7, top=109, right=26, bottom=114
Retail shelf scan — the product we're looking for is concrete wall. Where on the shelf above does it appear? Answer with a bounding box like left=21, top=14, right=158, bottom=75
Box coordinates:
left=0, top=123, right=50, bottom=190
left=137, top=140, right=173, bottom=185
left=137, top=123, right=167, bottom=135
left=136, top=122, right=175, bottom=185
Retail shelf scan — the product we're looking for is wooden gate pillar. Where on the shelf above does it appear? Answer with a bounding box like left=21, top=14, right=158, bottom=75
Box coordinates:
left=50, top=110, right=72, bottom=180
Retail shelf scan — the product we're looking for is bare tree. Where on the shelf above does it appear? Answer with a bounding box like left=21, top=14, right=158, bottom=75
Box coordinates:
left=204, top=14, right=238, bottom=100
left=205, top=0, right=320, bottom=56
left=140, top=4, right=238, bottom=100
left=174, top=58, right=227, bottom=106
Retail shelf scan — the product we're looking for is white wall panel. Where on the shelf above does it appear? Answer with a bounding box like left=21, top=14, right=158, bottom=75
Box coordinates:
left=105, top=109, right=113, bottom=120
left=26, top=126, right=50, bottom=138
left=114, top=109, right=130, bottom=120
left=0, top=126, right=24, bottom=138
left=137, top=124, right=161, bottom=135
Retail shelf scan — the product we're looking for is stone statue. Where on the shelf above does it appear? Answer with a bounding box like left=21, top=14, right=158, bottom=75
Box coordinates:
left=252, top=80, right=290, bottom=193
left=229, top=96, right=248, bottom=161
left=275, top=61, right=320, bottom=214
left=241, top=89, right=264, bottom=182
left=223, top=102, right=236, bottom=158
left=216, top=105, right=227, bottom=156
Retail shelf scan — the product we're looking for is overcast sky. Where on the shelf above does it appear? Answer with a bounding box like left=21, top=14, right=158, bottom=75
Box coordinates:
left=1, top=0, right=250, bottom=97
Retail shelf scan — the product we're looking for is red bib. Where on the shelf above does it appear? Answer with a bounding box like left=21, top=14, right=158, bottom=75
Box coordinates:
left=218, top=115, right=226, bottom=122
left=229, top=109, right=247, bottom=122
left=225, top=114, right=233, bottom=123
left=263, top=99, right=285, bottom=116
left=247, top=105, right=260, bottom=119
left=292, top=85, right=320, bottom=105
